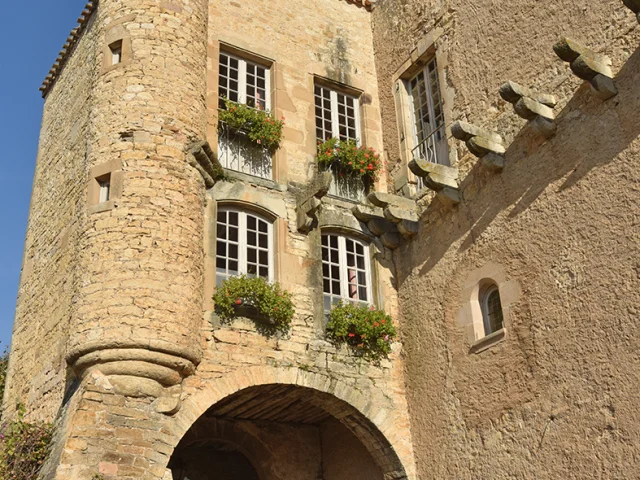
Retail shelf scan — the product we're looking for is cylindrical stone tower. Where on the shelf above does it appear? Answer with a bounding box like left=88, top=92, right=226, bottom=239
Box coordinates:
left=66, top=0, right=209, bottom=403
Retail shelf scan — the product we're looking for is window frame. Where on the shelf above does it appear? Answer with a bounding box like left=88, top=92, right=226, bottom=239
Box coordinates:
left=480, top=284, right=504, bottom=336
left=406, top=57, right=447, bottom=165
left=218, top=51, right=272, bottom=111
left=321, top=233, right=373, bottom=311
left=314, top=83, right=361, bottom=143
left=215, top=207, right=275, bottom=285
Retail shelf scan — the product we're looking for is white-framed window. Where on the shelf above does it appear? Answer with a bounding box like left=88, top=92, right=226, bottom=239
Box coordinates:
left=321, top=233, right=372, bottom=311
left=480, top=284, right=504, bottom=336
left=218, top=51, right=272, bottom=179
left=407, top=58, right=448, bottom=170
left=314, top=84, right=365, bottom=201
left=216, top=208, right=274, bottom=286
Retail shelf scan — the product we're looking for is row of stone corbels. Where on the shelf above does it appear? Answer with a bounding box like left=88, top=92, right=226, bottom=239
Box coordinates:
left=499, top=81, right=558, bottom=139
left=40, top=1, right=98, bottom=97
left=296, top=172, right=333, bottom=234
left=553, top=38, right=618, bottom=100
left=187, top=141, right=224, bottom=189
left=352, top=192, right=419, bottom=250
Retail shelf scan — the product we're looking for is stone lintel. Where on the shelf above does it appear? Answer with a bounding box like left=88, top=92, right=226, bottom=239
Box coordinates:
left=451, top=121, right=503, bottom=144
left=466, top=136, right=506, bottom=157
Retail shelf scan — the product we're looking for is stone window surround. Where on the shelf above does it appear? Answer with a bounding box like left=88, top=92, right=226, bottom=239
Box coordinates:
left=457, top=262, right=521, bottom=354
left=208, top=42, right=286, bottom=182
left=391, top=27, right=456, bottom=198
left=87, top=159, right=123, bottom=214
left=101, top=21, right=133, bottom=75
left=204, top=182, right=288, bottom=317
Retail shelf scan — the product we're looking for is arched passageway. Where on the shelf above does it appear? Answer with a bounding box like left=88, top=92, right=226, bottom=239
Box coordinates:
left=168, top=384, right=408, bottom=480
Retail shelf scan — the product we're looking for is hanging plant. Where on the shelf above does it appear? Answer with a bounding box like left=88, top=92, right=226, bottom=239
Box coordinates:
left=218, top=99, right=285, bottom=152
left=213, top=275, right=295, bottom=334
left=316, top=138, right=382, bottom=181
left=325, top=301, right=397, bottom=361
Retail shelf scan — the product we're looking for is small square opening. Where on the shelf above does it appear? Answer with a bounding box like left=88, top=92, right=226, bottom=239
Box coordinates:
left=109, top=41, right=123, bottom=65
left=97, top=174, right=111, bottom=203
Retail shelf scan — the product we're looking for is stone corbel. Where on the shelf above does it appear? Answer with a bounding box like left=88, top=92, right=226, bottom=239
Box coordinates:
left=186, top=141, right=224, bottom=188
left=499, top=81, right=558, bottom=138
left=352, top=192, right=420, bottom=250
left=451, top=121, right=505, bottom=177
left=622, top=0, right=640, bottom=23
left=296, top=171, right=333, bottom=234
left=553, top=38, right=618, bottom=100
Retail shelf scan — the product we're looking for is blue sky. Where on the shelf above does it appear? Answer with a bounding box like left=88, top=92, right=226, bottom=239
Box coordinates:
left=0, top=0, right=87, bottom=347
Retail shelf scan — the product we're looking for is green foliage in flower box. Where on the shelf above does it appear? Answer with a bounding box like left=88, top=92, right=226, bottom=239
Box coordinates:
left=325, top=302, right=396, bottom=361
left=316, top=138, right=382, bottom=181
left=218, top=99, right=285, bottom=153
left=213, top=275, right=295, bottom=334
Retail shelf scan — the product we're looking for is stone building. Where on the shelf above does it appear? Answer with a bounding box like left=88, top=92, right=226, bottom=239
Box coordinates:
left=3, top=0, right=639, bottom=478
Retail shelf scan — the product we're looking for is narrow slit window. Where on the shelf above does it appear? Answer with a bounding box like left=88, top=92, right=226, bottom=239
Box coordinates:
left=98, top=175, right=111, bottom=203
left=481, top=285, right=504, bottom=336
left=109, top=41, right=123, bottom=65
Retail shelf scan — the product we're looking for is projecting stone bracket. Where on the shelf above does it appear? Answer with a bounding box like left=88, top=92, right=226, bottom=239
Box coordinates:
left=352, top=192, right=420, bottom=250
left=451, top=121, right=505, bottom=176
left=500, top=81, right=558, bottom=138
left=296, top=171, right=333, bottom=234
left=553, top=38, right=618, bottom=100
left=408, top=156, right=462, bottom=205
left=186, top=141, right=224, bottom=188
left=623, top=0, right=640, bottom=23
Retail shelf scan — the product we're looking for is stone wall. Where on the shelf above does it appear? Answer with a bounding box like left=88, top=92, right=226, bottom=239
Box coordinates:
left=3, top=13, right=99, bottom=420
left=372, top=1, right=640, bottom=478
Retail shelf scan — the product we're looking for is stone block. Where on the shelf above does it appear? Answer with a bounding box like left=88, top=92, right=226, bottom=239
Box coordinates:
left=384, top=206, right=419, bottom=223
left=499, top=81, right=557, bottom=108
left=367, top=218, right=398, bottom=236
left=380, top=232, right=403, bottom=250
left=589, top=74, right=618, bottom=100
left=437, top=187, right=461, bottom=206
left=451, top=121, right=503, bottom=144
left=514, top=97, right=555, bottom=121
left=553, top=37, right=598, bottom=63
left=422, top=172, right=458, bottom=192
left=352, top=204, right=385, bottom=223
left=367, top=191, right=417, bottom=210
left=480, top=153, right=505, bottom=172
left=397, top=220, right=419, bottom=237
left=466, top=136, right=506, bottom=157
left=570, top=54, right=613, bottom=81
left=530, top=116, right=557, bottom=138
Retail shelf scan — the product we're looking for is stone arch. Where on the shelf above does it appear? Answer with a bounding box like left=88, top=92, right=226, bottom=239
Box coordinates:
left=166, top=365, right=416, bottom=479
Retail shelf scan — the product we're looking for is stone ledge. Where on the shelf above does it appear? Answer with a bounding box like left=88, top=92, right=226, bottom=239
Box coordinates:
left=223, top=169, right=286, bottom=192
left=469, top=328, right=507, bottom=354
